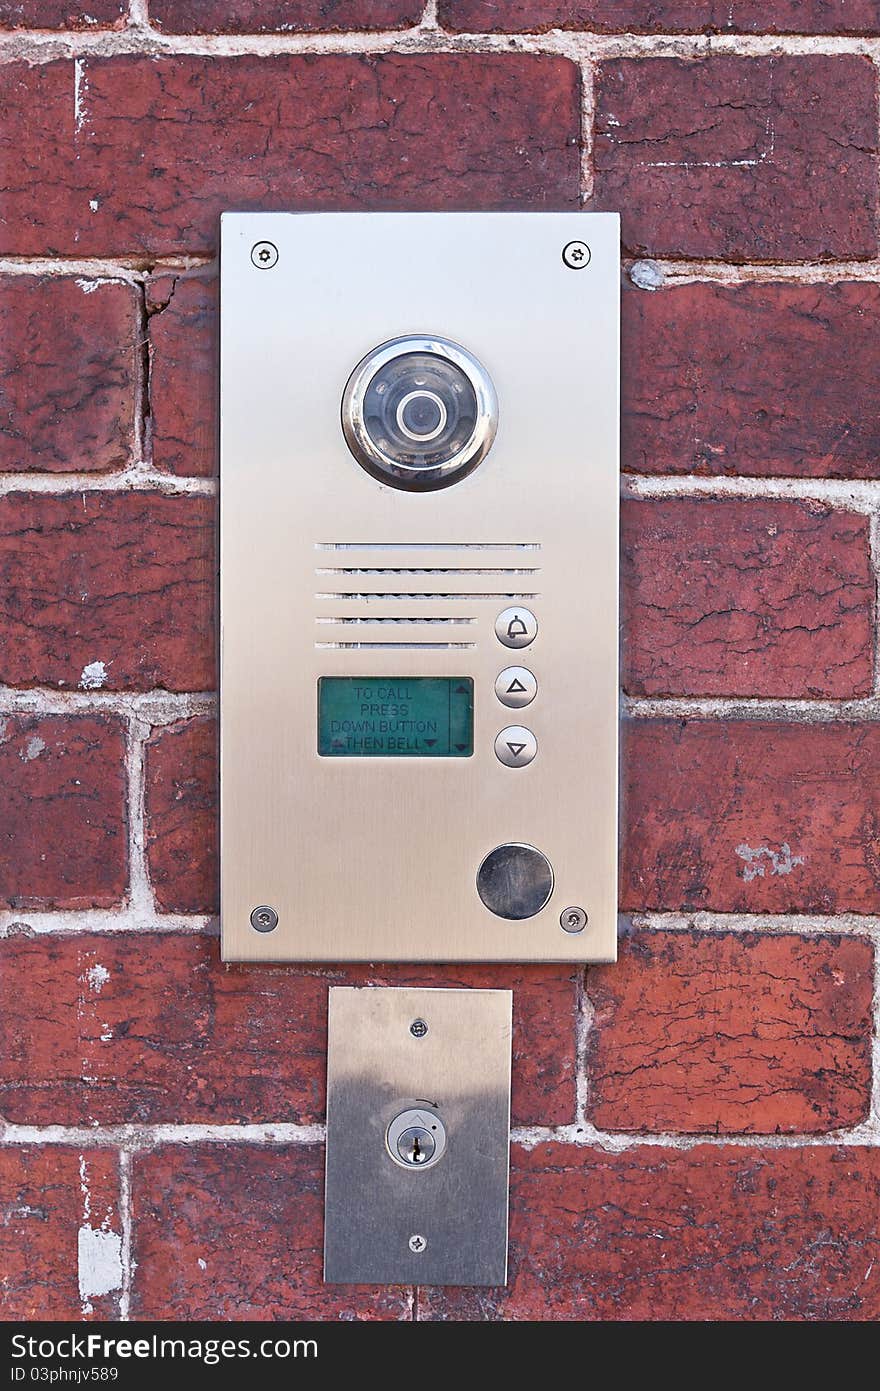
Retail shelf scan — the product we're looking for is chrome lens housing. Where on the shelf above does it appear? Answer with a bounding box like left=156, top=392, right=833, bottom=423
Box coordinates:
left=341, top=335, right=498, bottom=491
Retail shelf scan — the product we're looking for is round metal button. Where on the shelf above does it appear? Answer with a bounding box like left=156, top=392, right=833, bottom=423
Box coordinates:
left=495, top=607, right=538, bottom=649
left=494, top=726, right=537, bottom=768
left=477, top=843, right=554, bottom=920
left=495, top=666, right=537, bottom=709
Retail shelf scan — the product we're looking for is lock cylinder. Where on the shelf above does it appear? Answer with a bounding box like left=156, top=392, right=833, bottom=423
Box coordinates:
left=386, top=1107, right=447, bottom=1171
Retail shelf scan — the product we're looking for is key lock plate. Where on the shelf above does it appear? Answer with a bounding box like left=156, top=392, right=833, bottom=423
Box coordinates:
left=324, top=987, right=512, bottom=1287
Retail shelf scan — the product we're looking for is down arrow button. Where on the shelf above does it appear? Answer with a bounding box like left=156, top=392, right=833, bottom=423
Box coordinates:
left=494, top=725, right=537, bottom=768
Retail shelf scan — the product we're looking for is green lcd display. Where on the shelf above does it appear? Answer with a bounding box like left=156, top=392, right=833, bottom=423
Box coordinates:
left=318, top=678, right=474, bottom=757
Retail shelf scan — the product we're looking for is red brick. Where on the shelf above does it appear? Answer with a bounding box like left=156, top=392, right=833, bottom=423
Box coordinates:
left=419, top=1144, right=880, bottom=1320
left=593, top=57, right=878, bottom=261
left=0, top=715, right=126, bottom=910
left=0, top=492, right=215, bottom=691
left=0, top=277, right=137, bottom=474
left=145, top=717, right=217, bottom=915
left=623, top=282, right=880, bottom=479
left=440, top=1, right=880, bottom=34
left=622, top=500, right=874, bottom=698
left=131, top=1144, right=409, bottom=1319
left=0, top=55, right=580, bottom=257
left=0, top=1147, right=121, bottom=1320
left=0, top=933, right=320, bottom=1126
left=586, top=930, right=873, bottom=1134
left=152, top=0, right=422, bottom=31
left=147, top=273, right=216, bottom=477
left=0, top=933, right=577, bottom=1126
left=622, top=720, right=880, bottom=914
left=0, top=2, right=125, bottom=26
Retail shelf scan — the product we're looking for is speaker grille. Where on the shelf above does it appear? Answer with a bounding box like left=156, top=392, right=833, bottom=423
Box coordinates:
left=314, top=543, right=541, bottom=649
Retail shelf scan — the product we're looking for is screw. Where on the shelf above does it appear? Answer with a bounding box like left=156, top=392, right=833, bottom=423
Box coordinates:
left=560, top=906, right=588, bottom=934
left=410, top=1018, right=428, bottom=1038
left=250, top=904, right=279, bottom=933
left=408, top=1234, right=427, bottom=1254
left=562, top=240, right=591, bottom=270
left=251, top=240, right=279, bottom=270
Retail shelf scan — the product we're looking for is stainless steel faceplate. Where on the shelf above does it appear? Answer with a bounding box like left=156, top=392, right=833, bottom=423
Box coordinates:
left=220, top=212, right=620, bottom=962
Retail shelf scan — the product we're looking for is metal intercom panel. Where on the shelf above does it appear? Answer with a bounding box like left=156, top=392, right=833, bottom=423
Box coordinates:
left=221, top=212, right=619, bottom=962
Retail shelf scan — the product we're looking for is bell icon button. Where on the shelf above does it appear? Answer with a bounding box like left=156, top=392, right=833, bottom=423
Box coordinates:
left=495, top=606, right=538, bottom=649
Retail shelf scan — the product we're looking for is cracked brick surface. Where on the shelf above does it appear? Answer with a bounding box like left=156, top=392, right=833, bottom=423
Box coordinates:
left=419, top=1144, right=880, bottom=1320
left=0, top=277, right=138, bottom=474
left=0, top=2, right=125, bottom=25
left=622, top=499, right=874, bottom=698
left=0, top=1148, right=121, bottom=1320
left=152, top=1, right=423, bottom=31
left=0, top=492, right=215, bottom=691
left=586, top=930, right=874, bottom=1134
left=0, top=715, right=126, bottom=909
left=440, top=2, right=880, bottom=33
left=623, top=281, right=880, bottom=478
left=0, top=54, right=580, bottom=257
left=623, top=720, right=880, bottom=914
left=0, top=933, right=577, bottom=1127
left=593, top=56, right=879, bottom=260
left=131, top=1144, right=409, bottom=1319
left=144, top=716, right=217, bottom=915
left=147, top=272, right=217, bottom=477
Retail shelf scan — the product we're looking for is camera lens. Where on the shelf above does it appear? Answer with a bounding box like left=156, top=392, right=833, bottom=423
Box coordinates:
left=397, top=391, right=446, bottom=441
left=341, top=337, right=498, bottom=491
left=363, top=353, right=478, bottom=472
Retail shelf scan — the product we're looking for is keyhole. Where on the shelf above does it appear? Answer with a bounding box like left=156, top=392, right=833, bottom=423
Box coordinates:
left=393, top=1124, right=437, bottom=1167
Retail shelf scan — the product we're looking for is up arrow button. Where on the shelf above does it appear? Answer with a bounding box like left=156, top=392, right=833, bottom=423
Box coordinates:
left=495, top=666, right=537, bottom=709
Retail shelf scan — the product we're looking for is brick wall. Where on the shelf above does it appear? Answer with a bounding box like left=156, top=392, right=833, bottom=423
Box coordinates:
left=0, top=1, right=879, bottom=1323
